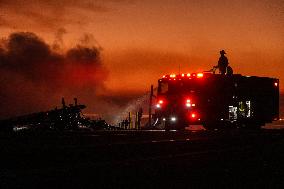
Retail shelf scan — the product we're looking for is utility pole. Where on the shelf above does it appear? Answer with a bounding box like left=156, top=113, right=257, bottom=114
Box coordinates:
left=148, top=85, right=153, bottom=127
left=128, top=112, right=132, bottom=129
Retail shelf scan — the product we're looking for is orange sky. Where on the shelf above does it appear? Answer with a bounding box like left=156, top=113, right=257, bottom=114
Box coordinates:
left=1, top=0, right=283, bottom=93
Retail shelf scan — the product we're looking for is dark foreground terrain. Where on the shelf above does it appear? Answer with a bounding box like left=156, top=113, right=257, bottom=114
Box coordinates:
left=1, top=126, right=284, bottom=188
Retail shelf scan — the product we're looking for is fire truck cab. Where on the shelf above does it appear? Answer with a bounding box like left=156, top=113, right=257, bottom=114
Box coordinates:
left=153, top=72, right=279, bottom=130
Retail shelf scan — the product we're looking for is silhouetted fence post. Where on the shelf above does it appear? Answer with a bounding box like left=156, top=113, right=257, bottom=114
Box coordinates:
left=148, top=85, right=153, bottom=127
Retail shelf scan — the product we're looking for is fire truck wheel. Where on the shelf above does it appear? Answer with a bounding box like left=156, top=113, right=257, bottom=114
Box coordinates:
left=203, top=122, right=219, bottom=131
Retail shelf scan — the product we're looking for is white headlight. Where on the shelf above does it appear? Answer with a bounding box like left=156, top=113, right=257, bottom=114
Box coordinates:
left=171, top=117, right=176, bottom=122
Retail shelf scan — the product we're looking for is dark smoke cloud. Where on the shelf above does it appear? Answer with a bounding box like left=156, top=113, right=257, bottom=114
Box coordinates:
left=67, top=45, right=101, bottom=64
left=2, top=32, right=55, bottom=79
left=0, top=32, right=107, bottom=118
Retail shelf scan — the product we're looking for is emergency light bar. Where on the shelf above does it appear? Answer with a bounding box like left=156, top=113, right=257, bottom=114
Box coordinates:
left=162, top=72, right=204, bottom=79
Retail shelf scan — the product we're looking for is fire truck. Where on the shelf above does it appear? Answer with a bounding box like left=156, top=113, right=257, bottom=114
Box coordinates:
left=153, top=72, right=279, bottom=130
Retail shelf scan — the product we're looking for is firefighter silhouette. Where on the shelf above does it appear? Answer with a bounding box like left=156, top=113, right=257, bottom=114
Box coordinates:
left=218, top=50, right=229, bottom=75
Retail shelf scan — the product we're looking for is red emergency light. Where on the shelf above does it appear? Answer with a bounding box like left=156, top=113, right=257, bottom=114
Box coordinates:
left=185, top=98, right=195, bottom=108
left=156, top=99, right=165, bottom=109
left=186, top=112, right=198, bottom=120
left=186, top=103, right=191, bottom=107
left=161, top=72, right=204, bottom=80
left=197, top=73, right=204, bottom=78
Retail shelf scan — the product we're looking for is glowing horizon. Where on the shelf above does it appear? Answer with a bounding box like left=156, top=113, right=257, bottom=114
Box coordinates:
left=0, top=0, right=283, bottom=119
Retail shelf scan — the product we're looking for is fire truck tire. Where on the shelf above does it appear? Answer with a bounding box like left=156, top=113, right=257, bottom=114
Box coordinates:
left=203, top=122, right=219, bottom=130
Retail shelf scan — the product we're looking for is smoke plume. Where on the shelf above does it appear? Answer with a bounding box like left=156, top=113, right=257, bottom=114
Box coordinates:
left=0, top=32, right=107, bottom=119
